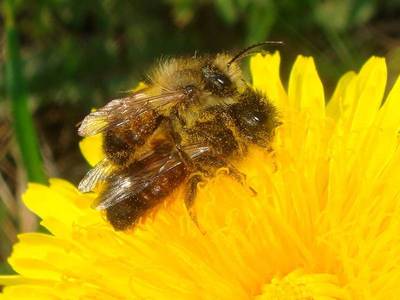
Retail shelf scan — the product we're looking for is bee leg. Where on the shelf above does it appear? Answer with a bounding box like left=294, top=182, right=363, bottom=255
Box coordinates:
left=227, top=164, right=257, bottom=196
left=184, top=174, right=206, bottom=233
left=166, top=109, right=196, bottom=170
left=213, top=158, right=257, bottom=197
left=175, top=144, right=196, bottom=170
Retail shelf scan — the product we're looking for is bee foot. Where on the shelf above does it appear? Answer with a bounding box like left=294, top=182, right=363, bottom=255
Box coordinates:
left=248, top=185, right=257, bottom=197
left=188, top=209, right=206, bottom=235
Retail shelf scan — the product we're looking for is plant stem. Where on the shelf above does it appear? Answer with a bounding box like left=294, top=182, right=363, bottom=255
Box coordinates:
left=4, top=0, right=46, bottom=184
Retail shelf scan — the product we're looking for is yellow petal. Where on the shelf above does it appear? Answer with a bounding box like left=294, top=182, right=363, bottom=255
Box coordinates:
left=326, top=71, right=356, bottom=119
left=79, top=133, right=104, bottom=167
left=356, top=74, right=400, bottom=181
left=288, top=55, right=325, bottom=118
left=256, top=270, right=349, bottom=300
left=8, top=233, right=77, bottom=280
left=22, top=179, right=96, bottom=236
left=376, top=73, right=400, bottom=130
left=336, top=57, right=386, bottom=147
left=0, top=285, right=58, bottom=300
left=349, top=57, right=387, bottom=131
left=0, top=276, right=40, bottom=286
left=130, top=81, right=147, bottom=92
left=250, top=52, right=287, bottom=109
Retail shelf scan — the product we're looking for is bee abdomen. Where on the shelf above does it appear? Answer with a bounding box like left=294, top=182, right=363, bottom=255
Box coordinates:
left=103, top=110, right=160, bottom=165
left=141, top=162, right=187, bottom=201
left=105, top=163, right=187, bottom=230
left=103, top=129, right=136, bottom=165
left=105, top=195, right=147, bottom=230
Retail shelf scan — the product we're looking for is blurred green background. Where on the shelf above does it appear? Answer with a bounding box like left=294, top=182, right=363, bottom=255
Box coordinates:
left=1, top=0, right=400, bottom=275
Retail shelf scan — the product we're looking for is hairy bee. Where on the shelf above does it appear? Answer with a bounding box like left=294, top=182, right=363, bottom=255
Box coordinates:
left=78, top=43, right=280, bottom=230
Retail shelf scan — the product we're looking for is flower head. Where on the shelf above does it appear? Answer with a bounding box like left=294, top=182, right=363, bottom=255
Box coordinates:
left=1, top=52, right=400, bottom=299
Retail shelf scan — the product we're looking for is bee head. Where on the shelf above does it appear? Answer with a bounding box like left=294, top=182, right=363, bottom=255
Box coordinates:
left=200, top=42, right=283, bottom=98
left=229, top=89, right=279, bottom=146
left=201, top=54, right=246, bottom=98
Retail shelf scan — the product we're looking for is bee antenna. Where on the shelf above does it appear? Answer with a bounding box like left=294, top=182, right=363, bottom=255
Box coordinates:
left=227, top=41, right=284, bottom=68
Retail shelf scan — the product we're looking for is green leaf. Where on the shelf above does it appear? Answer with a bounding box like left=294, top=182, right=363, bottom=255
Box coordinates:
left=246, top=0, right=277, bottom=44
left=215, top=0, right=238, bottom=25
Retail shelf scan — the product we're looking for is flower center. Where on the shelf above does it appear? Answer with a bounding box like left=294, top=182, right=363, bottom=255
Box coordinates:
left=255, top=270, right=347, bottom=300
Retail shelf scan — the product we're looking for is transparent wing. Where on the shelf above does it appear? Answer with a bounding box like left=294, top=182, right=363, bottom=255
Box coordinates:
left=78, top=159, right=113, bottom=193
left=78, top=89, right=186, bottom=137
left=95, top=144, right=210, bottom=210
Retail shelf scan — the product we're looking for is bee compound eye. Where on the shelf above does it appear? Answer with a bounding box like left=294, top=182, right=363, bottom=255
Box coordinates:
left=240, top=110, right=264, bottom=128
left=230, top=101, right=268, bottom=142
left=210, top=72, right=231, bottom=90
left=202, top=65, right=233, bottom=96
left=184, top=85, right=196, bottom=98
left=214, top=73, right=228, bottom=86
left=231, top=102, right=262, bottom=127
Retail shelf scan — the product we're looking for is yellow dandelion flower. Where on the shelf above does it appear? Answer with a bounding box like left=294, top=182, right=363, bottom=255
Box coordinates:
left=1, top=52, right=400, bottom=299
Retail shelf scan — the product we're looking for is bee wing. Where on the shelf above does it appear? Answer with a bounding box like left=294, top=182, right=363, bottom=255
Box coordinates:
left=95, top=151, right=179, bottom=210
left=95, top=144, right=210, bottom=210
left=78, top=90, right=186, bottom=137
left=78, top=159, right=114, bottom=193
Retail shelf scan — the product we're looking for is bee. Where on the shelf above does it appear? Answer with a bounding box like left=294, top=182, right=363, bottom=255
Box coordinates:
left=78, top=43, right=280, bottom=230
